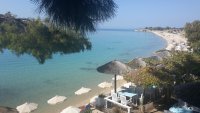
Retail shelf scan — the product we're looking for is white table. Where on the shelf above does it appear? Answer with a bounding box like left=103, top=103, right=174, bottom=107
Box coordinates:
left=118, top=92, right=138, bottom=106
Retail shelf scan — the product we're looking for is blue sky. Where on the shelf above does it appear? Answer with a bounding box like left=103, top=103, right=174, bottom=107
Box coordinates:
left=0, top=0, right=200, bottom=29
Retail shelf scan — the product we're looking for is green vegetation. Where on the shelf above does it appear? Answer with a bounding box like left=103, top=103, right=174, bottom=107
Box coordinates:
left=185, top=20, right=200, bottom=54
left=162, top=52, right=200, bottom=84
left=143, top=57, right=161, bottom=66
left=0, top=12, right=91, bottom=64
left=125, top=67, right=168, bottom=87
left=145, top=27, right=183, bottom=31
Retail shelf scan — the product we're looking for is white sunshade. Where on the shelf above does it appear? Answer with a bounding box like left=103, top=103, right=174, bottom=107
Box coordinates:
left=16, top=102, right=38, bottom=113
left=112, top=75, right=123, bottom=80
left=75, top=87, right=91, bottom=95
left=60, top=106, right=81, bottom=113
left=47, top=95, right=67, bottom=105
left=98, top=82, right=112, bottom=88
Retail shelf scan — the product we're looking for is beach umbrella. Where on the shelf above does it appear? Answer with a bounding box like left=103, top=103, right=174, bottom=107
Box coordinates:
left=75, top=87, right=91, bottom=95
left=47, top=95, right=67, bottom=105
left=60, top=106, right=81, bottom=113
left=98, top=82, right=112, bottom=88
left=128, top=58, right=146, bottom=69
left=16, top=102, right=38, bottom=113
left=97, top=60, right=131, bottom=93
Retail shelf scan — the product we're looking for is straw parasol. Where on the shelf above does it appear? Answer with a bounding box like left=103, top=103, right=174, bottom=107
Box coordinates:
left=98, top=82, right=112, bottom=88
left=97, top=60, right=131, bottom=93
left=47, top=95, right=67, bottom=105
left=75, top=87, right=91, bottom=95
left=16, top=102, right=38, bottom=113
left=60, top=106, right=81, bottom=113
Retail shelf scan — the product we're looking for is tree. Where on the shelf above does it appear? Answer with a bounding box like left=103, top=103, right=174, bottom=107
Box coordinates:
left=185, top=20, right=200, bottom=54
left=0, top=13, right=91, bottom=64
left=31, top=0, right=117, bottom=33
left=162, top=52, right=200, bottom=84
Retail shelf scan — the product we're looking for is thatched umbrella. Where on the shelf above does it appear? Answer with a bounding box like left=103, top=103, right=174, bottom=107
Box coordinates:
left=97, top=60, right=131, bottom=93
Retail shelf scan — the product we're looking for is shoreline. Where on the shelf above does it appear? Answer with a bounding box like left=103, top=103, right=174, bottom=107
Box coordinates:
left=147, top=30, right=188, bottom=51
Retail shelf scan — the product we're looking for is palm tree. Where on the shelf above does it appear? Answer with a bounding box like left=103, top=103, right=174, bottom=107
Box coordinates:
left=31, top=0, right=117, bottom=33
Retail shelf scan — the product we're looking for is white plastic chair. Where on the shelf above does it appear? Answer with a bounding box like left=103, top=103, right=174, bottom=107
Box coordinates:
left=111, top=93, right=119, bottom=102
left=120, top=95, right=131, bottom=105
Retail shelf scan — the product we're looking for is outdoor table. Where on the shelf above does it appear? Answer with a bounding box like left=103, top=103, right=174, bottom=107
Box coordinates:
left=118, top=92, right=137, bottom=105
left=118, top=92, right=137, bottom=98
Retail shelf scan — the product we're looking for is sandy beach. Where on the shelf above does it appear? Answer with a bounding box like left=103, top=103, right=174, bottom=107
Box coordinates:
left=33, top=79, right=127, bottom=113
left=149, top=30, right=188, bottom=51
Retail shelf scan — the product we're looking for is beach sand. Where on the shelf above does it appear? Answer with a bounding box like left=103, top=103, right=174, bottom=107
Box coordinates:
left=149, top=30, right=188, bottom=50
left=33, top=80, right=127, bottom=113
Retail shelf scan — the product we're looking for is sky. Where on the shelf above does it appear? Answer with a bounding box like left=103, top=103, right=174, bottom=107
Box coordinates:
left=0, top=0, right=200, bottom=29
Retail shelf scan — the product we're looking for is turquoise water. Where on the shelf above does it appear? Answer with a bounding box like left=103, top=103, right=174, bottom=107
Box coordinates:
left=0, top=30, right=165, bottom=108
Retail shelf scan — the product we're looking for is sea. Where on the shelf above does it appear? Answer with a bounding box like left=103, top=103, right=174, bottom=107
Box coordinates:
left=0, top=30, right=166, bottom=112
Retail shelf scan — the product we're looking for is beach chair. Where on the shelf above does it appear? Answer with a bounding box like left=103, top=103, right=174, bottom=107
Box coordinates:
left=111, top=93, right=119, bottom=102
left=120, top=95, right=131, bottom=105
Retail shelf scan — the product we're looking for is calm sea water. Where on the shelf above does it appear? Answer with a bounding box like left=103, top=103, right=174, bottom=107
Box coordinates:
left=0, top=30, right=166, bottom=108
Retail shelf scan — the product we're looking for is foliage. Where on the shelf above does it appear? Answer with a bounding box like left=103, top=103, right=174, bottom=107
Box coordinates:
left=162, top=52, right=200, bottom=84
left=98, top=94, right=106, bottom=98
left=0, top=13, right=91, bottom=64
left=185, top=20, right=200, bottom=54
left=145, top=27, right=183, bottom=31
left=143, top=57, right=161, bottom=66
left=125, top=67, right=172, bottom=87
left=31, top=0, right=117, bottom=33
left=130, top=52, right=200, bottom=87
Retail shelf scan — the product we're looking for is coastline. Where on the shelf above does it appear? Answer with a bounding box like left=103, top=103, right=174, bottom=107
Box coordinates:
left=41, top=30, right=183, bottom=113
left=147, top=30, right=188, bottom=51
left=1, top=30, right=168, bottom=113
